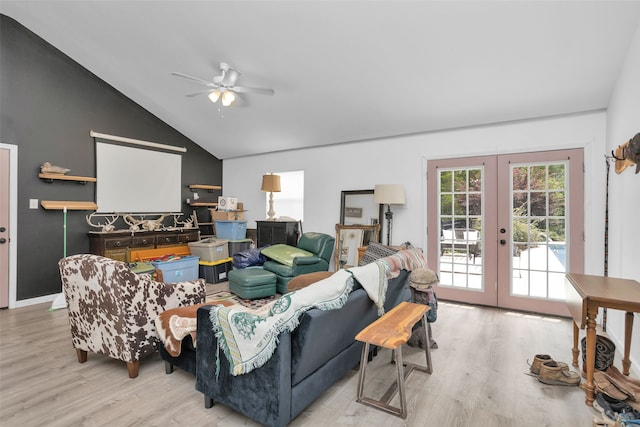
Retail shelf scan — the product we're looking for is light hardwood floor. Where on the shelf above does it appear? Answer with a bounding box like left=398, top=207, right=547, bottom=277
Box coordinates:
left=0, top=294, right=608, bottom=426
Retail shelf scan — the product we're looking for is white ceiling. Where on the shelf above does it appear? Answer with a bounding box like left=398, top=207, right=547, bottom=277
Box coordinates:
left=2, top=1, right=640, bottom=159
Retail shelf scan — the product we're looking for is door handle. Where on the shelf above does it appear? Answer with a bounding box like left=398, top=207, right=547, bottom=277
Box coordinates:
left=500, top=239, right=507, bottom=245
left=0, top=238, right=6, bottom=244
left=499, top=228, right=506, bottom=234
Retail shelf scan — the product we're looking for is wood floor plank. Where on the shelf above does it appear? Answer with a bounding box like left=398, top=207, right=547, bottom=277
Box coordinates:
left=0, top=299, right=610, bottom=426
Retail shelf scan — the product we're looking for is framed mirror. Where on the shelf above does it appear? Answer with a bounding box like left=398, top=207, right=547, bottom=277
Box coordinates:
left=335, top=224, right=381, bottom=270
left=339, top=190, right=383, bottom=242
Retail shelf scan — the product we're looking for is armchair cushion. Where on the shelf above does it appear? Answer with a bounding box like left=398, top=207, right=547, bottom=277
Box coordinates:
left=261, top=244, right=314, bottom=266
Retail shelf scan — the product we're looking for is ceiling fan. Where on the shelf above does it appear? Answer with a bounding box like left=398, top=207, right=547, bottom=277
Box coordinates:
left=172, top=62, right=275, bottom=107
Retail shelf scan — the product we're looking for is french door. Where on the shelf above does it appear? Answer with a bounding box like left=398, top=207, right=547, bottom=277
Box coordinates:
left=427, top=149, right=584, bottom=316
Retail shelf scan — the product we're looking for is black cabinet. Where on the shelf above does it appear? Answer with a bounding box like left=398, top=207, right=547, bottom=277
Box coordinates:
left=256, top=221, right=299, bottom=247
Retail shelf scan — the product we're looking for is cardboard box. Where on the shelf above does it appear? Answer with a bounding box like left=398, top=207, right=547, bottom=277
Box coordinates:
left=209, top=209, right=246, bottom=221
left=188, top=238, right=229, bottom=262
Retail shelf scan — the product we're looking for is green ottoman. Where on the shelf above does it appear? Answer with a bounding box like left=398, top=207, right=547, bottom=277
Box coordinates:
left=228, top=268, right=277, bottom=299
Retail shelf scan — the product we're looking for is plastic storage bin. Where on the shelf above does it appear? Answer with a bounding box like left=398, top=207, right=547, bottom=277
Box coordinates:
left=228, top=238, right=253, bottom=256
left=127, top=245, right=191, bottom=263
left=188, top=238, right=229, bottom=263
left=215, top=220, right=247, bottom=240
left=199, top=258, right=233, bottom=283
left=152, top=255, right=200, bottom=283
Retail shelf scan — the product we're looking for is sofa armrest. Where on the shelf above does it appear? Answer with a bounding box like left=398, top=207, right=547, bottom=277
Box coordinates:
left=195, top=306, right=293, bottom=427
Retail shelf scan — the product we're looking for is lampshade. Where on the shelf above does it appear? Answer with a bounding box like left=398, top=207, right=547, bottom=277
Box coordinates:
left=374, top=184, right=405, bottom=205
left=208, top=90, right=221, bottom=103
left=221, top=90, right=236, bottom=107
left=261, top=174, right=281, bottom=192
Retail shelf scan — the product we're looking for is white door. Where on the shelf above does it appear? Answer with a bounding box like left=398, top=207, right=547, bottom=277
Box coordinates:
left=1, top=147, right=10, bottom=308
left=428, top=149, right=584, bottom=316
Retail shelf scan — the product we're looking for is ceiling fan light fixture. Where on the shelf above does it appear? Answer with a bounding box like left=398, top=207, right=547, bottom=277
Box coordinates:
left=208, top=90, right=221, bottom=103
left=221, top=90, right=236, bottom=107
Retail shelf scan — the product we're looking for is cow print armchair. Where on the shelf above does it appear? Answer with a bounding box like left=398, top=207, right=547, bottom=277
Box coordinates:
left=58, top=254, right=206, bottom=378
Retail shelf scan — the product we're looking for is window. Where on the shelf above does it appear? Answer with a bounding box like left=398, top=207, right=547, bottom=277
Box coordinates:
left=266, top=170, right=304, bottom=221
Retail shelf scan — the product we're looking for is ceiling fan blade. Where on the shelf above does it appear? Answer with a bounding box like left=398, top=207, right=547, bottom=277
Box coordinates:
left=171, top=72, right=217, bottom=87
left=231, top=86, right=275, bottom=96
left=184, top=89, right=216, bottom=97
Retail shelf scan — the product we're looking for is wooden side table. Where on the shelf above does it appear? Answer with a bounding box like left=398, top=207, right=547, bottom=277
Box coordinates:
left=564, top=273, right=640, bottom=406
left=355, top=302, right=433, bottom=419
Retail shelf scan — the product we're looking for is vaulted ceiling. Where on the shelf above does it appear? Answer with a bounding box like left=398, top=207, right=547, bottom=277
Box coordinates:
left=2, top=1, right=639, bottom=159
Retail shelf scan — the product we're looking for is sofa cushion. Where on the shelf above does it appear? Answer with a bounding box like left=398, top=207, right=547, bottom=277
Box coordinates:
left=287, top=271, right=333, bottom=291
left=261, top=244, right=314, bottom=266
left=358, top=242, right=399, bottom=265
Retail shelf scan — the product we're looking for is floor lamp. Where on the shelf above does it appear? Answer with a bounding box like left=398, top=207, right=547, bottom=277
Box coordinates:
left=374, top=184, right=405, bottom=246
left=261, top=173, right=281, bottom=221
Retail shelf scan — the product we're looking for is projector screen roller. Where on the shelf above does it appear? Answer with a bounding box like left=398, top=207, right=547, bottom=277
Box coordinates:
left=96, top=142, right=182, bottom=213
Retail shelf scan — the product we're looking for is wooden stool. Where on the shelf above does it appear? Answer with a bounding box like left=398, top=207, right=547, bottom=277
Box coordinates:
left=355, top=301, right=433, bottom=419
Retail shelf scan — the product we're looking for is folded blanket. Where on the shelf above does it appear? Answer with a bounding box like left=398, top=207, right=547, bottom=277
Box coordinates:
left=155, top=301, right=234, bottom=357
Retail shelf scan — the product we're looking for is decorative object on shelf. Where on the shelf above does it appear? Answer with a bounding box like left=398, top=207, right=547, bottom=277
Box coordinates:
left=173, top=214, right=194, bottom=229
left=261, top=173, right=281, bottom=221
left=86, top=213, right=119, bottom=233
left=123, top=214, right=168, bottom=232
left=40, top=161, right=70, bottom=175
left=611, top=132, right=640, bottom=174
left=374, top=184, right=406, bottom=246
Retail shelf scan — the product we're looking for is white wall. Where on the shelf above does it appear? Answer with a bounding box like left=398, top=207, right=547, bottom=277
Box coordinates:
left=603, top=21, right=640, bottom=375
left=224, top=110, right=606, bottom=267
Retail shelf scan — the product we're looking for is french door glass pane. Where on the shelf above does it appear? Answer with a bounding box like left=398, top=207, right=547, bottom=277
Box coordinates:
left=438, top=167, right=483, bottom=290
left=510, top=162, right=568, bottom=300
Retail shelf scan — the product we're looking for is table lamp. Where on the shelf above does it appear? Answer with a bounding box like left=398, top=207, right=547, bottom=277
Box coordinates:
left=261, top=173, right=281, bottom=221
left=374, top=184, right=405, bottom=245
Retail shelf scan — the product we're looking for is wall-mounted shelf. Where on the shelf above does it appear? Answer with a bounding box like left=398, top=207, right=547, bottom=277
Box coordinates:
left=41, top=201, right=98, bottom=210
left=189, top=202, right=219, bottom=207
left=189, top=184, right=222, bottom=191
left=39, top=173, right=97, bottom=184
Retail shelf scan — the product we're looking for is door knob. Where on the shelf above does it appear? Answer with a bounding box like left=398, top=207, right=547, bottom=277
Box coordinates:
left=500, top=239, right=507, bottom=245
left=499, top=228, right=506, bottom=234
left=0, top=238, right=6, bottom=244
left=0, top=227, right=6, bottom=232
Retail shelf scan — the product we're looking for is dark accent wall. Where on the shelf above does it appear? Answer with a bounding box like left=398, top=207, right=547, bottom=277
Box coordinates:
left=1, top=15, right=222, bottom=300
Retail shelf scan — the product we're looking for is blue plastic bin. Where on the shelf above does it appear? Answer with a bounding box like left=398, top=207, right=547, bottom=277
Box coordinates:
left=151, top=255, right=200, bottom=283
left=215, top=220, right=248, bottom=240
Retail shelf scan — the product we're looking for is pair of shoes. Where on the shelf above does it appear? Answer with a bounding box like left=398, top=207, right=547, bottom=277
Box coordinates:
left=529, top=354, right=553, bottom=375
left=528, top=354, right=570, bottom=375
left=538, top=361, right=581, bottom=386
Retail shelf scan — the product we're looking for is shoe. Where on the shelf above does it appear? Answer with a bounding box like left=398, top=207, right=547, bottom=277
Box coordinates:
left=529, top=354, right=553, bottom=375
left=594, top=392, right=622, bottom=422
left=538, top=361, right=581, bottom=386
left=595, top=371, right=632, bottom=401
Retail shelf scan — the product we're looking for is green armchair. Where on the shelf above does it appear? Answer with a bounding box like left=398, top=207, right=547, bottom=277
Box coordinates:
left=262, top=232, right=335, bottom=293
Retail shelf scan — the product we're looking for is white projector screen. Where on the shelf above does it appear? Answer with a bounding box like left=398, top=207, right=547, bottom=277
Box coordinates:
left=96, top=142, right=182, bottom=213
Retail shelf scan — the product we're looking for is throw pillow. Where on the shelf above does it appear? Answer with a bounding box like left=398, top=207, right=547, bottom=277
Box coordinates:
left=287, top=271, right=334, bottom=291
left=358, top=242, right=399, bottom=266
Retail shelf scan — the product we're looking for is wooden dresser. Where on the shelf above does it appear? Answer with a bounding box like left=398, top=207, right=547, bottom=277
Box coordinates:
left=88, top=229, right=200, bottom=261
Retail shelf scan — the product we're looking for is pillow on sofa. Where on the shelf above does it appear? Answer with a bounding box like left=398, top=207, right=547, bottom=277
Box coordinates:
left=358, top=242, right=399, bottom=266
left=261, top=244, right=314, bottom=266
left=287, top=271, right=334, bottom=291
